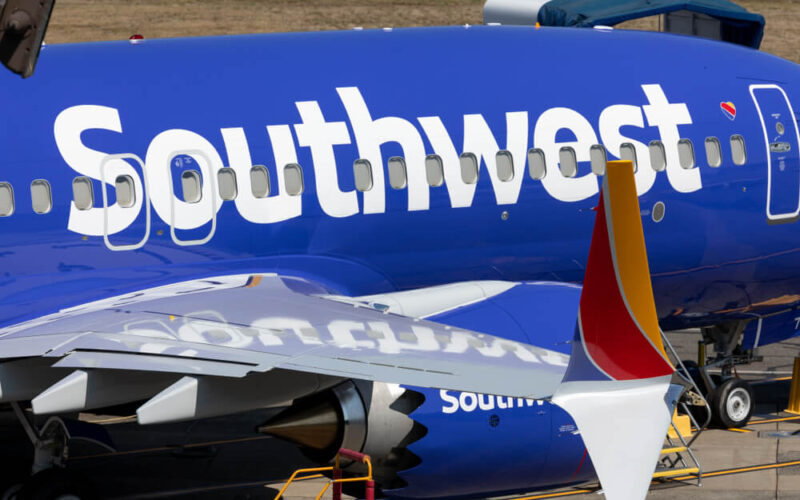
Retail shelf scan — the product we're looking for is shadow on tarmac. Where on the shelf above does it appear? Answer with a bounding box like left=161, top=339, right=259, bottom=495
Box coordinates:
left=0, top=366, right=796, bottom=499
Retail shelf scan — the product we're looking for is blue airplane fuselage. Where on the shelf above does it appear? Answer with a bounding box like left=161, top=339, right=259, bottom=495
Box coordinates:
left=0, top=25, right=798, bottom=345
left=2, top=24, right=798, bottom=499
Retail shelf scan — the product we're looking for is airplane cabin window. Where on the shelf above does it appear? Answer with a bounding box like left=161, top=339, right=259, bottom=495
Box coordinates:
left=649, top=141, right=666, bottom=172
left=677, top=139, right=696, bottom=169
left=558, top=146, right=578, bottom=178
left=387, top=156, right=407, bottom=189
left=731, top=135, right=747, bottom=165
left=218, top=167, right=238, bottom=201
left=460, top=152, right=479, bottom=184
left=425, top=154, right=444, bottom=187
left=250, top=165, right=270, bottom=199
left=528, top=148, right=546, bottom=180
left=284, top=164, right=304, bottom=196
left=619, top=143, right=638, bottom=172
left=705, top=137, right=722, bottom=168
left=353, top=159, right=374, bottom=192
left=0, top=183, right=13, bottom=217
left=115, top=175, right=136, bottom=208
left=72, top=177, right=93, bottom=211
left=590, top=144, right=607, bottom=175
left=30, top=179, right=52, bottom=214
left=181, top=170, right=202, bottom=203
left=496, top=150, right=514, bottom=181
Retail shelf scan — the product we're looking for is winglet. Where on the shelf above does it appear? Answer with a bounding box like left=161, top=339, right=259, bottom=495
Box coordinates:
left=552, top=160, right=676, bottom=500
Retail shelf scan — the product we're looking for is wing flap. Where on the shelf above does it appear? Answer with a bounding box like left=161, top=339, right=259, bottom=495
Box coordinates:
left=0, top=275, right=569, bottom=402
left=52, top=351, right=258, bottom=378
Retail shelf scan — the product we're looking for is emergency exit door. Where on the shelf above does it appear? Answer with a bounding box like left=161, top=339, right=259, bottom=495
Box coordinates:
left=750, top=84, right=800, bottom=222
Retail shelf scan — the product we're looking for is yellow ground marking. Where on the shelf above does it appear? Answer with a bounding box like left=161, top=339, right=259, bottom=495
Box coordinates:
left=511, top=488, right=594, bottom=499
left=652, top=467, right=699, bottom=478
left=745, top=415, right=800, bottom=425
left=510, top=459, right=800, bottom=499
left=668, top=460, right=800, bottom=482
left=752, top=376, right=792, bottom=384
left=788, top=358, right=800, bottom=414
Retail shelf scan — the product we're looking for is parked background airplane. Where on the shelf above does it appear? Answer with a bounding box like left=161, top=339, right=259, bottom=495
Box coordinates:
left=1, top=0, right=799, bottom=497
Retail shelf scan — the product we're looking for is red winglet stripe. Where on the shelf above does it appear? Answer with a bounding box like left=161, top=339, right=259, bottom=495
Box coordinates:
left=579, top=166, right=673, bottom=380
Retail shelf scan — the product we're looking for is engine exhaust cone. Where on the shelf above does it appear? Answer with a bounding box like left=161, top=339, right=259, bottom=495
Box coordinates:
left=258, top=395, right=342, bottom=451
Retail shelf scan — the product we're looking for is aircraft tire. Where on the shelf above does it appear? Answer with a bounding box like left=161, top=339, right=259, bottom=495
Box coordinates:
left=711, top=378, right=754, bottom=428
left=0, top=463, right=29, bottom=500
left=16, top=469, right=95, bottom=500
left=1, top=483, right=23, bottom=500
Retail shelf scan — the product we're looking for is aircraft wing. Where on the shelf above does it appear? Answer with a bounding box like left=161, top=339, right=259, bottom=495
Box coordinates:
left=0, top=273, right=568, bottom=422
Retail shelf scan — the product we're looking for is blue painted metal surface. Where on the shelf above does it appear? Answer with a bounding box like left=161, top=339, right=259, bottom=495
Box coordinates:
left=393, top=387, right=593, bottom=499
left=742, top=307, right=800, bottom=349
left=0, top=26, right=798, bottom=336
left=427, top=281, right=581, bottom=353
left=0, top=25, right=797, bottom=498
left=389, top=282, right=590, bottom=497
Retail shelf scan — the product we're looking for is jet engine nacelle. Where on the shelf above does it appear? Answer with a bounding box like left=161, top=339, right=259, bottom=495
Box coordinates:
left=261, top=380, right=596, bottom=498
left=260, top=380, right=424, bottom=489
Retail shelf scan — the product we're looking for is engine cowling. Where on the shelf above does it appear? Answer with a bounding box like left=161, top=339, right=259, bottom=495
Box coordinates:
left=260, top=380, right=595, bottom=498
left=259, top=380, right=424, bottom=489
left=260, top=280, right=595, bottom=498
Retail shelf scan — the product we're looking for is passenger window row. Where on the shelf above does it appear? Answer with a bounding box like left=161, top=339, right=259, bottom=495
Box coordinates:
left=0, top=135, right=749, bottom=218
left=0, top=179, right=53, bottom=217
left=378, top=136, right=746, bottom=190
left=348, top=151, right=519, bottom=192
left=0, top=161, right=306, bottom=218
left=521, top=135, right=746, bottom=183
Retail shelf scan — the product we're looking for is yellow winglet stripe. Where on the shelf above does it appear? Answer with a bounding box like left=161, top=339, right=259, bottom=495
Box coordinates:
left=605, top=160, right=669, bottom=362
left=245, top=275, right=263, bottom=288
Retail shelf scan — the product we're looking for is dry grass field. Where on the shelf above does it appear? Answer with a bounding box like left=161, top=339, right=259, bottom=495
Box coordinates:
left=43, top=0, right=800, bottom=64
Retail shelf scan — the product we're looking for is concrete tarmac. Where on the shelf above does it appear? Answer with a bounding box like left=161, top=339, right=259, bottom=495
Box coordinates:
left=2, top=329, right=800, bottom=499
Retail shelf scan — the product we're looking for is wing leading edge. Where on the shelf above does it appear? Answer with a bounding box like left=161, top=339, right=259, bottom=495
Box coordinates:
left=0, top=274, right=569, bottom=423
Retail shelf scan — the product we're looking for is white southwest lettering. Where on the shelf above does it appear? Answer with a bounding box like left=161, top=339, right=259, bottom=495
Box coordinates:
left=439, top=389, right=538, bottom=413
left=534, top=107, right=600, bottom=202
left=220, top=126, right=302, bottom=223
left=145, top=129, right=224, bottom=230
left=599, top=104, right=655, bottom=195
left=459, top=392, right=478, bottom=411
left=55, top=105, right=144, bottom=236
left=478, top=394, right=495, bottom=410
left=56, top=84, right=699, bottom=236
left=418, top=111, right=529, bottom=207
left=338, top=87, right=428, bottom=212
left=441, top=389, right=459, bottom=414
left=418, top=115, right=475, bottom=208
left=641, top=83, right=701, bottom=193
left=293, top=100, right=357, bottom=217
left=462, top=112, right=528, bottom=205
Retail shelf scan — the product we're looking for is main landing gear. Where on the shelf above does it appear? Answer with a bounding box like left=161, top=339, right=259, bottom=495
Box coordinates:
left=712, top=378, right=754, bottom=428
left=2, top=403, right=97, bottom=500
left=681, top=322, right=758, bottom=428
